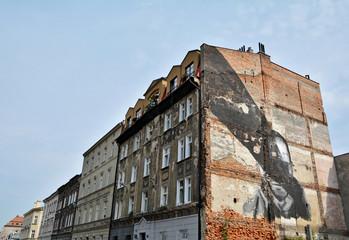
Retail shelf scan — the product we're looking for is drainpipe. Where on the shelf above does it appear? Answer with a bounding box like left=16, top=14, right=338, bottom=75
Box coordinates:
left=108, top=136, right=122, bottom=240
left=189, top=77, right=202, bottom=240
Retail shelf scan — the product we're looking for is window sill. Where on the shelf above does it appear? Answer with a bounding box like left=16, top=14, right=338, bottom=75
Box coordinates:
left=161, top=166, right=169, bottom=170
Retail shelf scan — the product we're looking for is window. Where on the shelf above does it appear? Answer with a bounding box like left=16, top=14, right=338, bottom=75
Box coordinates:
left=107, top=169, right=111, bottom=185
left=83, top=209, right=87, bottom=223
left=77, top=210, right=81, bottom=224
left=117, top=171, right=125, bottom=189
left=179, top=102, right=186, bottom=122
left=131, top=166, right=137, bottom=183
left=177, top=179, right=184, bottom=205
left=114, top=201, right=121, bottom=219
left=95, top=205, right=100, bottom=221
left=104, top=148, right=107, bottom=161
left=134, top=135, right=140, bottom=151
left=91, top=157, right=94, bottom=171
left=99, top=175, right=103, bottom=189
left=185, top=176, right=192, bottom=203
left=161, top=186, right=168, bottom=206
left=185, top=62, right=194, bottom=79
left=87, top=182, right=90, bottom=194
left=146, top=125, right=153, bottom=141
left=162, top=147, right=170, bottom=168
left=85, top=160, right=89, bottom=174
left=31, top=230, right=35, bottom=238
left=127, top=117, right=131, bottom=128
left=101, top=201, right=107, bottom=218
left=187, top=97, right=193, bottom=117
left=160, top=232, right=167, bottom=240
left=111, top=142, right=115, bottom=157
left=33, top=216, right=38, bottom=224
left=178, top=134, right=192, bottom=161
left=177, top=177, right=192, bottom=205
left=164, top=113, right=171, bottom=131
left=170, top=77, right=177, bottom=93
left=136, top=109, right=141, bottom=120
left=179, top=229, right=189, bottom=239
left=144, top=158, right=150, bottom=177
left=141, top=192, right=148, bottom=212
left=93, top=178, right=96, bottom=192
left=128, top=197, right=134, bottom=213
left=120, top=144, right=128, bottom=159
left=89, top=208, right=93, bottom=222
left=82, top=184, right=85, bottom=197
left=97, top=153, right=100, bottom=166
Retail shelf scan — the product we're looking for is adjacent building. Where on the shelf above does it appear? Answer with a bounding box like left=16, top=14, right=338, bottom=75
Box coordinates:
left=20, top=201, right=43, bottom=240
left=0, top=216, right=24, bottom=240
left=38, top=192, right=58, bottom=240
left=335, top=153, right=349, bottom=231
left=52, top=174, right=80, bottom=240
left=109, top=44, right=347, bottom=239
left=72, top=123, right=122, bottom=240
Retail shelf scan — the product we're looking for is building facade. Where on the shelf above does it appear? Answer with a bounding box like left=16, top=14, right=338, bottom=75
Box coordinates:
left=335, top=153, right=349, bottom=231
left=52, top=174, right=80, bottom=240
left=71, top=123, right=122, bottom=240
left=108, top=44, right=347, bottom=239
left=20, top=201, right=43, bottom=240
left=38, top=192, right=58, bottom=240
left=0, top=216, right=24, bottom=240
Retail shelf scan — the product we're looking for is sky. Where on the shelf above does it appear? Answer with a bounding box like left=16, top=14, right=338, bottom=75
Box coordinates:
left=0, top=0, right=348, bottom=228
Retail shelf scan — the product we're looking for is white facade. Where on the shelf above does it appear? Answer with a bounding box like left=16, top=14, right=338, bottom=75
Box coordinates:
left=38, top=194, right=58, bottom=240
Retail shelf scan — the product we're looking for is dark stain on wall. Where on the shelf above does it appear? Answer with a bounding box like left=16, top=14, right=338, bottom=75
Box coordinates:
left=202, top=44, right=311, bottom=221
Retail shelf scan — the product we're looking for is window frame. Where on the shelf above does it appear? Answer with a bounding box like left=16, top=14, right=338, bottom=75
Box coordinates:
left=162, top=147, right=170, bottom=168
left=144, top=157, right=150, bottom=177
left=164, top=113, right=172, bottom=131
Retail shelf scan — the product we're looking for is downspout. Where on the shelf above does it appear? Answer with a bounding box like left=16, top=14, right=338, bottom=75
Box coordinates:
left=108, top=135, right=122, bottom=240
left=189, top=77, right=202, bottom=240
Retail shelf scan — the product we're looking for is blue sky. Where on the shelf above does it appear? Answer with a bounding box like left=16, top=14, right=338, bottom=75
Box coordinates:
left=0, top=0, right=348, bottom=227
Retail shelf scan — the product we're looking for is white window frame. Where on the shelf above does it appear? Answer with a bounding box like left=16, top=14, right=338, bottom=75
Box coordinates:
left=185, top=134, right=192, bottom=158
left=179, top=102, right=186, bottom=122
left=185, top=62, right=194, bottom=79
left=146, top=125, right=153, bottom=141
left=134, top=135, right=140, bottom=151
left=164, top=113, right=172, bottom=131
left=128, top=197, right=134, bottom=214
left=141, top=192, right=148, bottom=213
left=187, top=97, right=193, bottom=117
left=178, top=138, right=185, bottom=162
left=136, top=109, right=141, bottom=119
left=131, top=166, right=137, bottom=183
left=114, top=201, right=121, bottom=219
left=170, top=77, right=177, bottom=93
left=176, top=179, right=184, bottom=205
left=144, top=157, right=150, bottom=177
left=161, top=186, right=168, bottom=206
left=162, top=147, right=170, bottom=168
left=185, top=176, right=192, bottom=204
left=117, top=171, right=125, bottom=189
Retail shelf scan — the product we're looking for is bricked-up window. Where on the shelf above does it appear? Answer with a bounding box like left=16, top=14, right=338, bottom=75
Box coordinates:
left=179, top=102, right=186, bottom=122
left=141, top=192, right=148, bottom=212
left=107, top=169, right=111, bottom=185
left=176, top=179, right=184, bottom=205
left=114, top=200, right=122, bottom=219
left=164, top=113, right=172, bottom=131
left=144, top=157, right=150, bottom=177
left=117, top=171, right=125, bottom=189
left=170, top=77, right=177, bottom=93
left=146, top=125, right=153, bottom=141
left=128, top=197, right=134, bottom=213
left=185, top=62, right=194, bottom=79
left=131, top=166, right=137, bottom=183
left=185, top=176, right=192, bottom=203
left=95, top=205, right=100, bottom=221
left=89, top=208, right=93, bottom=222
left=83, top=209, right=87, bottom=223
left=87, top=181, right=90, bottom=194
left=134, top=135, right=140, bottom=152
left=162, top=147, right=170, bottom=168
left=161, top=186, right=168, bottom=206
left=187, top=97, right=193, bottom=117
left=100, top=174, right=103, bottom=189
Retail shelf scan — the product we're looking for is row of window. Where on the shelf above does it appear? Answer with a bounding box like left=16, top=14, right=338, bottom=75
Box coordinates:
left=57, top=191, right=77, bottom=211
left=114, top=175, right=191, bottom=219
left=81, top=169, right=112, bottom=198
left=76, top=202, right=108, bottom=224
left=53, top=212, right=74, bottom=230
left=84, top=143, right=116, bottom=174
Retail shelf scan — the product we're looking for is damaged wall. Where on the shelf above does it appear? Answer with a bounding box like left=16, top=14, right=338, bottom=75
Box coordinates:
left=200, top=44, right=347, bottom=239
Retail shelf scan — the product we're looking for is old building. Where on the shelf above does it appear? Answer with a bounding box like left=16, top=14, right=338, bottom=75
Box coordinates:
left=52, top=174, right=80, bottom=240
left=335, top=153, right=349, bottom=231
left=109, top=44, right=347, bottom=239
left=20, top=201, right=43, bottom=240
left=110, top=50, right=201, bottom=240
left=71, top=123, right=122, bottom=240
left=0, top=216, right=24, bottom=240
left=38, top=192, right=58, bottom=240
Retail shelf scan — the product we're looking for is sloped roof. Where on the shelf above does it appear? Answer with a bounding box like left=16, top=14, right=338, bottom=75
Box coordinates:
left=5, top=216, right=23, bottom=227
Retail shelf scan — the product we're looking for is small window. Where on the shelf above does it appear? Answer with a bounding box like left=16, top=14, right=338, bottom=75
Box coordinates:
left=170, top=77, right=177, bottom=93
left=131, top=166, right=137, bottom=183
left=141, top=192, right=148, bottom=212
left=187, top=97, right=193, bottom=117
left=179, top=102, right=186, bottom=122
left=136, top=109, right=141, bottom=120
left=144, top=158, right=150, bottom=177
left=164, top=113, right=172, bottom=131
left=162, top=147, right=170, bottom=168
left=161, top=186, right=168, bottom=206
left=185, top=63, right=194, bottom=79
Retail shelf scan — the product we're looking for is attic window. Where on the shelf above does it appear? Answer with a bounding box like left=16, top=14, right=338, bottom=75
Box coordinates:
left=185, top=63, right=194, bottom=79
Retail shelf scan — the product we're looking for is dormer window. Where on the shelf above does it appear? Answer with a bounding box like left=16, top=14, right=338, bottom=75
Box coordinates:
left=127, top=117, right=131, bottom=128
left=136, top=109, right=141, bottom=120
left=185, top=63, right=194, bottom=80
left=170, top=77, right=177, bottom=93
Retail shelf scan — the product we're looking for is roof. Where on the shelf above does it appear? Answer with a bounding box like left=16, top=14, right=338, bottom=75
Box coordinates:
left=4, top=216, right=23, bottom=227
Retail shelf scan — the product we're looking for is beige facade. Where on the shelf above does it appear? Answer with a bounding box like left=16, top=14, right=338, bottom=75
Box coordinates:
left=71, top=123, right=122, bottom=240
left=20, top=201, right=43, bottom=240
